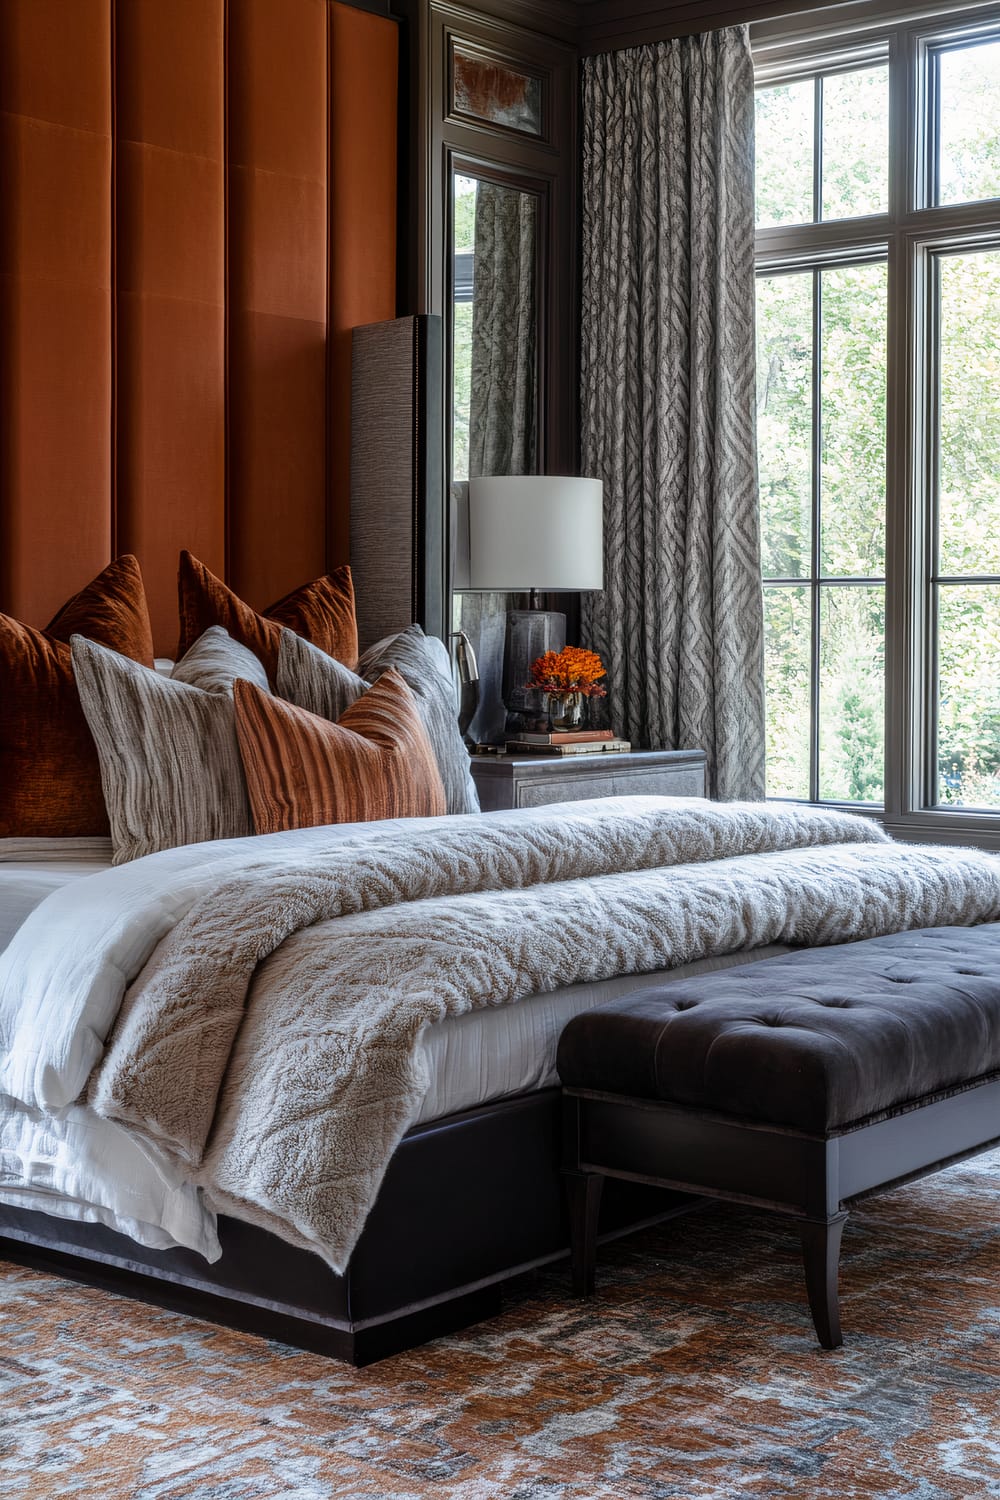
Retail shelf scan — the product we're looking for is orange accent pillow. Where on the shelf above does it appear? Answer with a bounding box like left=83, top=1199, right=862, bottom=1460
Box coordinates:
left=0, top=556, right=155, bottom=838
left=233, top=669, right=447, bottom=833
left=177, top=551, right=358, bottom=683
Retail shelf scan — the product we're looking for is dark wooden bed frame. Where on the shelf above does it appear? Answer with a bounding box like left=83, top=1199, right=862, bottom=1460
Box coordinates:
left=0, top=1088, right=693, bottom=1365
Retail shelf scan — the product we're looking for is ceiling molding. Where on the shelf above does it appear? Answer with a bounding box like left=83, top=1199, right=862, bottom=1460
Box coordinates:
left=442, top=0, right=581, bottom=42
left=565, top=0, right=904, bottom=54
left=440, top=0, right=999, bottom=64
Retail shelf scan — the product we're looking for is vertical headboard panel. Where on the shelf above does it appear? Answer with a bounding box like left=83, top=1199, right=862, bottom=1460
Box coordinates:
left=0, top=0, right=397, bottom=655
left=0, top=0, right=114, bottom=626
left=114, top=0, right=227, bottom=652
left=226, top=0, right=331, bottom=616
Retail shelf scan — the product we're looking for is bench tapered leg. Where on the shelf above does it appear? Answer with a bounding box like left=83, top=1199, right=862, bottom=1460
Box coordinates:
left=566, top=1170, right=604, bottom=1297
left=799, top=1211, right=848, bottom=1349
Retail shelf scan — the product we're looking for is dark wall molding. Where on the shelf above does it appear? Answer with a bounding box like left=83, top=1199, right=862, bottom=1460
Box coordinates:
left=503, top=0, right=912, bottom=54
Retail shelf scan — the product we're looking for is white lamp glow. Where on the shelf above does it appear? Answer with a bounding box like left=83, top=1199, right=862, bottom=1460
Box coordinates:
left=468, top=476, right=604, bottom=592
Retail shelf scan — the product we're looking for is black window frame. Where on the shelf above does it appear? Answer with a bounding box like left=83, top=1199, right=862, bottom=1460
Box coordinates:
left=753, top=1, right=1000, bottom=848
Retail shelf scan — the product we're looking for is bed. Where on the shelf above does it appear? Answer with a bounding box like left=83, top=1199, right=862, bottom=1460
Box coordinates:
left=3, top=796, right=1000, bottom=1363
left=0, top=813, right=791, bottom=1361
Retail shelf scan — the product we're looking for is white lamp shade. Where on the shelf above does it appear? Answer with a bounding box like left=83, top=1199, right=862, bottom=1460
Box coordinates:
left=467, top=475, right=604, bottom=591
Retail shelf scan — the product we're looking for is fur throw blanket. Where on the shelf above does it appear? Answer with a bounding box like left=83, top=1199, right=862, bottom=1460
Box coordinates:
left=72, top=798, right=1000, bottom=1270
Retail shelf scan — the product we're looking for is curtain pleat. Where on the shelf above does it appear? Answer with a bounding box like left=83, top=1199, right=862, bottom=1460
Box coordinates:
left=468, top=182, right=537, bottom=481
left=579, top=28, right=765, bottom=800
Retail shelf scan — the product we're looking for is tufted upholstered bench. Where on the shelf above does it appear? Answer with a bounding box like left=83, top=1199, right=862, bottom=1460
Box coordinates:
left=557, top=924, right=1000, bottom=1348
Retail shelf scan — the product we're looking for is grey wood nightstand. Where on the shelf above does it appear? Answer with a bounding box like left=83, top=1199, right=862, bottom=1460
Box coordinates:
left=470, top=748, right=707, bottom=812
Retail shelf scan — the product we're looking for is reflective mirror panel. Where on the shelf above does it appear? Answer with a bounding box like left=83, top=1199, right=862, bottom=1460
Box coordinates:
left=451, top=170, right=539, bottom=483
left=452, top=44, right=543, bottom=136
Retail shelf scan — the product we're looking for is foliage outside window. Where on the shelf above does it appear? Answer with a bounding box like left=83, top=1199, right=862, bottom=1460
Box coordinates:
left=754, top=10, right=1000, bottom=833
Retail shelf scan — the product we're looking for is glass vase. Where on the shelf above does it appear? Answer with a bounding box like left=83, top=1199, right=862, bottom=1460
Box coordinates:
left=546, top=692, right=586, bottom=732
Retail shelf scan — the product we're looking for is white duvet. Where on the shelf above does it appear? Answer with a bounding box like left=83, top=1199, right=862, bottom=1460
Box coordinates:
left=0, top=802, right=788, bottom=1261
left=0, top=817, right=462, bottom=1260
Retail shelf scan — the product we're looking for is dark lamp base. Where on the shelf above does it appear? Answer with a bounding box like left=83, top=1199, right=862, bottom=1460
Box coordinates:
left=501, top=609, right=566, bottom=736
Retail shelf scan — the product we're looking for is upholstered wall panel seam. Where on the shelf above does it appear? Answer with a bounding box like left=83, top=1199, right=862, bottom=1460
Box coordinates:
left=325, top=0, right=334, bottom=573
left=110, top=0, right=118, bottom=558
left=223, top=0, right=232, bottom=587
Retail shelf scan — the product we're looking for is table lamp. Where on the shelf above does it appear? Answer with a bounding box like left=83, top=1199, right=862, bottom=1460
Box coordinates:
left=468, top=475, right=604, bottom=733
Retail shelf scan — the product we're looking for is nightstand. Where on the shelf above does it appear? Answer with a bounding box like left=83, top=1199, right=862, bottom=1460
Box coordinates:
left=470, top=748, right=707, bottom=812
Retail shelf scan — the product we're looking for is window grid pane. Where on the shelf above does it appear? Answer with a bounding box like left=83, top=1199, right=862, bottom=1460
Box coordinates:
left=764, top=585, right=811, bottom=799
left=757, top=271, right=813, bottom=578
left=935, top=584, right=1000, bottom=806
left=821, top=67, right=890, bottom=221
left=818, top=585, right=886, bottom=803
left=755, top=81, right=815, bottom=228
left=932, top=245, right=1000, bottom=809
left=758, top=257, right=887, bottom=806
left=937, top=40, right=1000, bottom=207
left=820, top=262, right=888, bottom=577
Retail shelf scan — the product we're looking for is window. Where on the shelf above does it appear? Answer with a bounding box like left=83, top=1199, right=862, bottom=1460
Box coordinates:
left=753, top=9, right=1000, bottom=841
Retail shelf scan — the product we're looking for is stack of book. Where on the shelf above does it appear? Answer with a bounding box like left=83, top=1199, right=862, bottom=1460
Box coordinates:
left=505, top=730, right=632, bottom=756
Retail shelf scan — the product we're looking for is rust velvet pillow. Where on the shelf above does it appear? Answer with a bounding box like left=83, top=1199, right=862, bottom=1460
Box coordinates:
left=233, top=669, right=447, bottom=833
left=177, top=551, right=358, bottom=683
left=0, top=556, right=155, bottom=838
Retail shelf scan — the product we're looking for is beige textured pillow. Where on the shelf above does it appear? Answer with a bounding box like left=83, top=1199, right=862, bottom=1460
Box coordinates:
left=275, top=626, right=366, bottom=722
left=277, top=625, right=479, bottom=816
left=72, top=627, right=270, bottom=864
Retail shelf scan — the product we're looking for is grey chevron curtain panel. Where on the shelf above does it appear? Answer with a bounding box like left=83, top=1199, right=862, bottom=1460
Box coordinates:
left=469, top=183, right=538, bottom=479
left=579, top=28, right=766, bottom=800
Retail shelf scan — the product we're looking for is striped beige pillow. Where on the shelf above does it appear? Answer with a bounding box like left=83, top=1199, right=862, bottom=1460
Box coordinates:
left=72, top=627, right=270, bottom=864
left=234, top=668, right=447, bottom=833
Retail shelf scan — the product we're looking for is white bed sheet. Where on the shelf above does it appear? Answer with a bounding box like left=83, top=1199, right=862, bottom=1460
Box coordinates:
left=413, top=944, right=792, bottom=1125
left=0, top=862, right=111, bottom=954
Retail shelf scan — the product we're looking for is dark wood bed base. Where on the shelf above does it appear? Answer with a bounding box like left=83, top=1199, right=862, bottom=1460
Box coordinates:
left=0, top=1088, right=693, bottom=1365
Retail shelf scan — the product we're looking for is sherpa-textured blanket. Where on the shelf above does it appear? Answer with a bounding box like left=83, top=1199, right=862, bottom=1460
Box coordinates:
left=4, top=795, right=1000, bottom=1270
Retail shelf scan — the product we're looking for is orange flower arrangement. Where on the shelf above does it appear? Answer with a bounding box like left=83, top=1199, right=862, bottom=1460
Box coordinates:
left=526, top=645, right=607, bottom=699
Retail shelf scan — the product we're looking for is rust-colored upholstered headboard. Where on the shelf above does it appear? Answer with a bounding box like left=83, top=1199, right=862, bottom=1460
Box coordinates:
left=0, top=0, right=397, bottom=654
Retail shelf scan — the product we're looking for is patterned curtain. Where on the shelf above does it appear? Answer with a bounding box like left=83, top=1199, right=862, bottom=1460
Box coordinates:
left=468, top=182, right=537, bottom=479
left=579, top=28, right=765, bottom=800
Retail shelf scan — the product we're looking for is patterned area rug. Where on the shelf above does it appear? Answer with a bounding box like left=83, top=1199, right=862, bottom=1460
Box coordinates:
left=2, top=1152, right=1000, bottom=1500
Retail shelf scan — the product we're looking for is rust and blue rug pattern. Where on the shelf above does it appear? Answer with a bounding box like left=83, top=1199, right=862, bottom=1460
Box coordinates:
left=2, top=1151, right=999, bottom=1499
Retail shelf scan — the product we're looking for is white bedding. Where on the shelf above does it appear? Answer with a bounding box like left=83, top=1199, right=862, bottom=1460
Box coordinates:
left=414, top=944, right=792, bottom=1125
left=0, top=837, right=114, bottom=954
left=0, top=806, right=793, bottom=1259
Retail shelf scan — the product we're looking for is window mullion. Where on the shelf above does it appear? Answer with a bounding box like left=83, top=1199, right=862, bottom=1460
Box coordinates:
left=810, top=266, right=824, bottom=803
left=814, top=75, right=824, bottom=223
left=924, top=250, right=942, bottom=807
